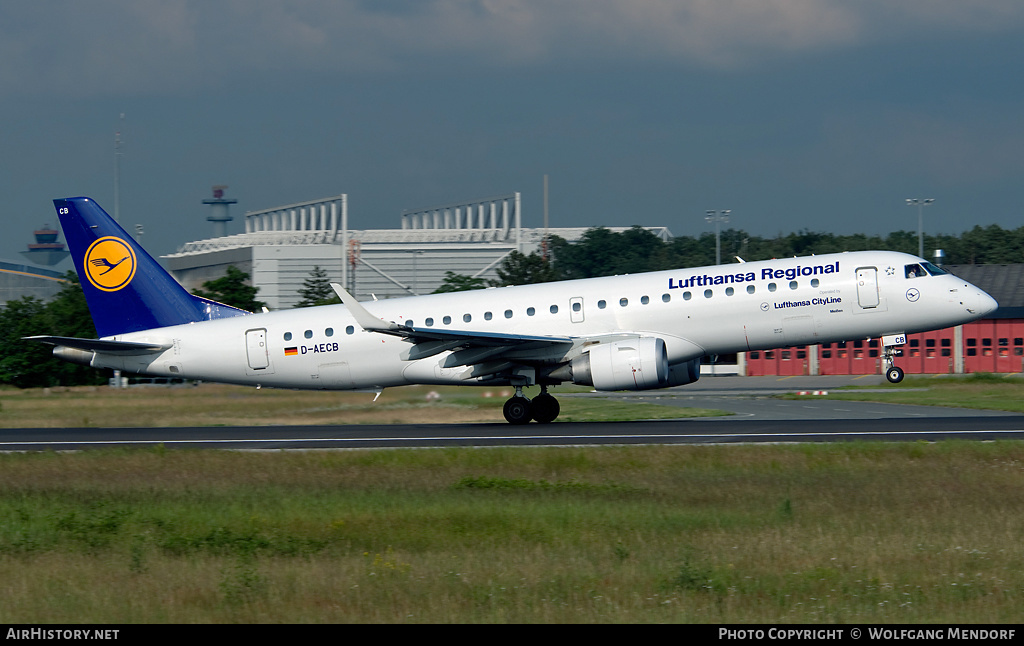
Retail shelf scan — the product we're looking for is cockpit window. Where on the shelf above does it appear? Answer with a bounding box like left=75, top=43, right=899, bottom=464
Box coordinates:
left=905, top=264, right=926, bottom=278
left=921, top=261, right=948, bottom=276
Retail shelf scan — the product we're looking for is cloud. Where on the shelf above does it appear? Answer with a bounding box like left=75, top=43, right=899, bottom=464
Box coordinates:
left=1, top=1, right=1022, bottom=96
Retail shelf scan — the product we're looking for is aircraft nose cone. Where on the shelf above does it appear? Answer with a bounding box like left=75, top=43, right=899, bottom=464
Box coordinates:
left=976, top=290, right=999, bottom=317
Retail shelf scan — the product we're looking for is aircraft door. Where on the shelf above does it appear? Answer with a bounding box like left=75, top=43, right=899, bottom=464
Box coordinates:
left=246, top=328, right=270, bottom=370
left=856, top=267, right=880, bottom=309
left=569, top=297, right=585, bottom=323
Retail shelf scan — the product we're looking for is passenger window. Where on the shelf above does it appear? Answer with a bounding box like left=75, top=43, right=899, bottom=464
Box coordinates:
left=789, top=281, right=798, bottom=290
left=768, top=283, right=777, bottom=292
left=619, top=298, right=628, bottom=307
left=504, top=309, right=513, bottom=319
left=572, top=302, right=582, bottom=312
left=346, top=326, right=354, bottom=335
left=550, top=305, right=558, bottom=314
left=704, top=289, right=713, bottom=298
left=662, top=294, right=670, bottom=303
left=641, top=295, right=650, bottom=305
left=443, top=316, right=452, bottom=325
left=463, top=314, right=472, bottom=323
left=425, top=318, right=434, bottom=326
left=304, top=330, right=313, bottom=339
left=725, top=287, right=734, bottom=296
left=484, top=312, right=493, bottom=321
left=284, top=332, right=292, bottom=341
left=325, top=328, right=334, bottom=337
left=527, top=307, right=535, bottom=316
left=746, top=285, right=755, bottom=294
left=598, top=300, right=607, bottom=309
left=683, top=291, right=692, bottom=301
left=810, top=279, right=819, bottom=288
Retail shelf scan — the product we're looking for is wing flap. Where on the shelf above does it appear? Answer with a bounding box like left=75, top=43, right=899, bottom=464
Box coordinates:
left=331, top=282, right=574, bottom=357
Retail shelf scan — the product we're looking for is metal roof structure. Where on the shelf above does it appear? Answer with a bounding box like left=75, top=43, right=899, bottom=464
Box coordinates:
left=162, top=191, right=672, bottom=309
left=165, top=225, right=672, bottom=256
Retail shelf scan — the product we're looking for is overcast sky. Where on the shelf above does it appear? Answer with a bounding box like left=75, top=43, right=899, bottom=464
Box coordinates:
left=3, top=1, right=1023, bottom=265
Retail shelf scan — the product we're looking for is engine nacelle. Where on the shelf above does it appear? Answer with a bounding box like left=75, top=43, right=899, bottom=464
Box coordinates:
left=572, top=337, right=670, bottom=391
left=666, top=358, right=700, bottom=387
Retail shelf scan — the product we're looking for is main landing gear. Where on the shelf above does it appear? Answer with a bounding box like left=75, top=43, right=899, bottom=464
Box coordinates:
left=502, top=385, right=561, bottom=425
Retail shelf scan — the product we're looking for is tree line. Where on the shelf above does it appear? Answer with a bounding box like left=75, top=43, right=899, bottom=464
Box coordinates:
left=438, top=223, right=1024, bottom=290
left=4, top=222, right=1022, bottom=387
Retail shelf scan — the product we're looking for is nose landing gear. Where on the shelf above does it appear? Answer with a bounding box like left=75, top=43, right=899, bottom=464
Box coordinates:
left=885, top=364, right=905, bottom=384
left=882, top=334, right=906, bottom=383
left=502, top=385, right=561, bottom=424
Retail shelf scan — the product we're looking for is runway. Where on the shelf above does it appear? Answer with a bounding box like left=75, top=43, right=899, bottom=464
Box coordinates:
left=2, top=417, right=1024, bottom=451
left=3, top=376, right=1024, bottom=451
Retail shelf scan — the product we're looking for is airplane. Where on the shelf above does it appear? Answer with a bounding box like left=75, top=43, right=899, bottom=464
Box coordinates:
left=28, top=197, right=999, bottom=424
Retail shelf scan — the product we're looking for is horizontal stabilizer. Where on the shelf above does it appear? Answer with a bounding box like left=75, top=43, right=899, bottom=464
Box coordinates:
left=24, top=336, right=170, bottom=355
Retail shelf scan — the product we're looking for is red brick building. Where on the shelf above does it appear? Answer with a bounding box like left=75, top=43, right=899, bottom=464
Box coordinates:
left=742, top=264, right=1024, bottom=376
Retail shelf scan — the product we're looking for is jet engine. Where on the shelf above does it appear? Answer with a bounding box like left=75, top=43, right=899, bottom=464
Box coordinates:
left=568, top=337, right=670, bottom=391
left=666, top=358, right=700, bottom=387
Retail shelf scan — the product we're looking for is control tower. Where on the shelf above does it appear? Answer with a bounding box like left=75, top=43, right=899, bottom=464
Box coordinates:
left=20, top=224, right=70, bottom=266
left=203, top=185, right=237, bottom=238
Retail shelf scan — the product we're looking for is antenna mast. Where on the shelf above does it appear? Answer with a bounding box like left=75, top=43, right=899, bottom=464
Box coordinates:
left=542, top=174, right=549, bottom=261
left=114, top=113, right=124, bottom=222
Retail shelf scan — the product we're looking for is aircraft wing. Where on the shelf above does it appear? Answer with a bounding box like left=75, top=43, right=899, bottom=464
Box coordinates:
left=24, top=336, right=171, bottom=355
left=330, top=283, right=576, bottom=364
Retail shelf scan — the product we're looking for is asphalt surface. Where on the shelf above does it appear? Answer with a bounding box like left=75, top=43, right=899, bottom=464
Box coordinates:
left=2, top=375, right=1023, bottom=450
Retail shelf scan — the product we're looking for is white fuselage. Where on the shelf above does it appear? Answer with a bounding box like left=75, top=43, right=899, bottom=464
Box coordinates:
left=92, top=251, right=996, bottom=390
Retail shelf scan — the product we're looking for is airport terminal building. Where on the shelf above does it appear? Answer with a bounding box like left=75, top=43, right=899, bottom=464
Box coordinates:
left=162, top=192, right=670, bottom=310
left=0, top=260, right=67, bottom=306
left=1, top=225, right=72, bottom=306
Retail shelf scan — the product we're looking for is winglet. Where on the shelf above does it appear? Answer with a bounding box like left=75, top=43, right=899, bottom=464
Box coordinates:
left=330, top=283, right=400, bottom=333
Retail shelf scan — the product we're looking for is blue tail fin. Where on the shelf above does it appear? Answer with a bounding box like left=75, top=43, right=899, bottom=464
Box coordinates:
left=55, top=197, right=250, bottom=338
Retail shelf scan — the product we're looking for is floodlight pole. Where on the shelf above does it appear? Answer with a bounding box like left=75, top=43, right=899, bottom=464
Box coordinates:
left=705, top=210, right=731, bottom=265
left=906, top=198, right=934, bottom=258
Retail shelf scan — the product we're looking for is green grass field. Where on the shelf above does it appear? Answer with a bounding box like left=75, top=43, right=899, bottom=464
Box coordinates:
left=1, top=443, right=1022, bottom=623
left=1, top=377, right=1023, bottom=623
left=0, top=382, right=727, bottom=427
left=786, top=373, right=1024, bottom=413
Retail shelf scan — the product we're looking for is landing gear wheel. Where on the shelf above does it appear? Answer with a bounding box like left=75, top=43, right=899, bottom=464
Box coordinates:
left=531, top=392, right=560, bottom=424
left=503, top=396, right=533, bottom=425
left=886, top=366, right=905, bottom=384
